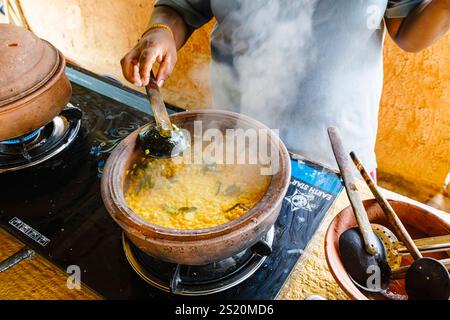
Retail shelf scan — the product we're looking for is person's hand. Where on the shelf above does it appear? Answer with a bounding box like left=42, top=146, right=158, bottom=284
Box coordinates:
left=120, top=28, right=177, bottom=87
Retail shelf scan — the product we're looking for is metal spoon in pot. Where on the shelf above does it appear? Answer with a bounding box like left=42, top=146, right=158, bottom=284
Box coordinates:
left=350, top=151, right=450, bottom=300
left=138, top=71, right=188, bottom=158
left=328, top=127, right=392, bottom=292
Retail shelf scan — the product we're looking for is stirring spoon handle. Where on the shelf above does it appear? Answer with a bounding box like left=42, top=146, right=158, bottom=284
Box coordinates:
left=396, top=235, right=450, bottom=254
left=392, top=258, right=450, bottom=279
left=350, top=151, right=423, bottom=260
left=327, top=127, right=379, bottom=256
left=145, top=71, right=173, bottom=138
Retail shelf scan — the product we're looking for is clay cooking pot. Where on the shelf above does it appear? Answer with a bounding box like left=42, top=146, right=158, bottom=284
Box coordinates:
left=0, top=24, right=71, bottom=141
left=101, top=110, right=291, bottom=265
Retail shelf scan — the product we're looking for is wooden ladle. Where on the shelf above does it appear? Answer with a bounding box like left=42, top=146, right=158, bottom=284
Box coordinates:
left=138, top=71, right=188, bottom=158
left=351, top=151, right=450, bottom=300
left=328, top=127, right=391, bottom=292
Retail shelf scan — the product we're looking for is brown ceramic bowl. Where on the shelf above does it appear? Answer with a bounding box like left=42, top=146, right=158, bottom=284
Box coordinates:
left=101, top=110, right=291, bottom=265
left=0, top=24, right=71, bottom=141
left=325, top=199, right=450, bottom=300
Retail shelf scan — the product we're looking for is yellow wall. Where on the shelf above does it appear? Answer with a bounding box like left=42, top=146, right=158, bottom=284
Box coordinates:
left=17, top=0, right=449, bottom=201
left=377, top=36, right=450, bottom=201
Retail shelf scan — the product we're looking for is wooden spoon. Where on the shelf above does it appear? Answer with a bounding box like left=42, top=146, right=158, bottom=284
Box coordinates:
left=328, top=127, right=391, bottom=292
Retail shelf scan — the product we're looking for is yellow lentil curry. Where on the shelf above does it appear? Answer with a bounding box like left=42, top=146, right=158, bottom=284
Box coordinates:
left=124, top=157, right=271, bottom=230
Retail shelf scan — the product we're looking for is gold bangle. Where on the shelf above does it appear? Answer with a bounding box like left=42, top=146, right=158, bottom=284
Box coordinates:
left=140, top=24, right=174, bottom=40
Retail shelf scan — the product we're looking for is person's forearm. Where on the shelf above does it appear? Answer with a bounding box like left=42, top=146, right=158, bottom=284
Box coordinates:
left=388, top=0, right=450, bottom=52
left=146, top=6, right=191, bottom=50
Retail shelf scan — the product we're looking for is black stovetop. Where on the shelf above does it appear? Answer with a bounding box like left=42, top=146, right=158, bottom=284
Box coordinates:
left=0, top=66, right=343, bottom=299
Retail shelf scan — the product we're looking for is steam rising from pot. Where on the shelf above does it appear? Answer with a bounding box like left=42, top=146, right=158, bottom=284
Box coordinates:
left=181, top=1, right=319, bottom=174
left=209, top=0, right=318, bottom=127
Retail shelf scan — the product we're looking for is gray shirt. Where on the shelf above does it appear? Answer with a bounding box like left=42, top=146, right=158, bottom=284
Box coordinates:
left=156, top=0, right=422, bottom=172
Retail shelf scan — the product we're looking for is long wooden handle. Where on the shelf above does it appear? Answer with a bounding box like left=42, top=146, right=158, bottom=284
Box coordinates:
left=396, top=235, right=450, bottom=254
left=350, top=151, right=423, bottom=261
left=392, top=258, right=450, bottom=279
left=327, top=127, right=379, bottom=256
left=145, top=71, right=173, bottom=138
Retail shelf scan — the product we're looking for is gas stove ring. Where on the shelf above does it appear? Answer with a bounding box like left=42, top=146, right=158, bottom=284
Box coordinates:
left=0, top=103, right=82, bottom=173
left=123, top=226, right=275, bottom=296
left=0, top=127, right=43, bottom=145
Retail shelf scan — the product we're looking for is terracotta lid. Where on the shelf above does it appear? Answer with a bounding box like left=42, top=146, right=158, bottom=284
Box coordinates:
left=0, top=23, right=59, bottom=107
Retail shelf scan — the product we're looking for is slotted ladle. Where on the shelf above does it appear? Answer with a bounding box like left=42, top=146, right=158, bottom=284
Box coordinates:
left=372, top=224, right=450, bottom=270
left=138, top=71, right=188, bottom=158
left=328, top=127, right=391, bottom=292
left=351, top=151, right=450, bottom=300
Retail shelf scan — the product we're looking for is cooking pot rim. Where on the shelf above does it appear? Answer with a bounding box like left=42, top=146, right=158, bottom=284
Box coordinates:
left=101, top=109, right=292, bottom=240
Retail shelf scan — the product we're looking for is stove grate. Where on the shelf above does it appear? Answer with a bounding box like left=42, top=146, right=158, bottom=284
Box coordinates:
left=0, top=104, right=82, bottom=173
left=123, top=226, right=274, bottom=296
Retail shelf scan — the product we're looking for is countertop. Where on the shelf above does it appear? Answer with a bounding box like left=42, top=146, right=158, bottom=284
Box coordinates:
left=0, top=180, right=448, bottom=300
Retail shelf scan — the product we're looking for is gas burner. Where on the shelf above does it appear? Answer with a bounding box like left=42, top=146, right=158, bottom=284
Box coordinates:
left=0, top=127, right=43, bottom=145
left=123, top=226, right=275, bottom=296
left=0, top=104, right=82, bottom=173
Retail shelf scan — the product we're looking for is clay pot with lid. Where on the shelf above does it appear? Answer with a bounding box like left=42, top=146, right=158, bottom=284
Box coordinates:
left=101, top=110, right=291, bottom=265
left=0, top=23, right=71, bottom=141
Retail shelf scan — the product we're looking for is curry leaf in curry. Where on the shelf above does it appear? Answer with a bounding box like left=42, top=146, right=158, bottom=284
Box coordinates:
left=163, top=205, right=198, bottom=215
left=178, top=207, right=198, bottom=214
left=223, top=183, right=240, bottom=196
left=224, top=203, right=248, bottom=213
left=163, top=204, right=179, bottom=215
left=215, top=181, right=222, bottom=195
